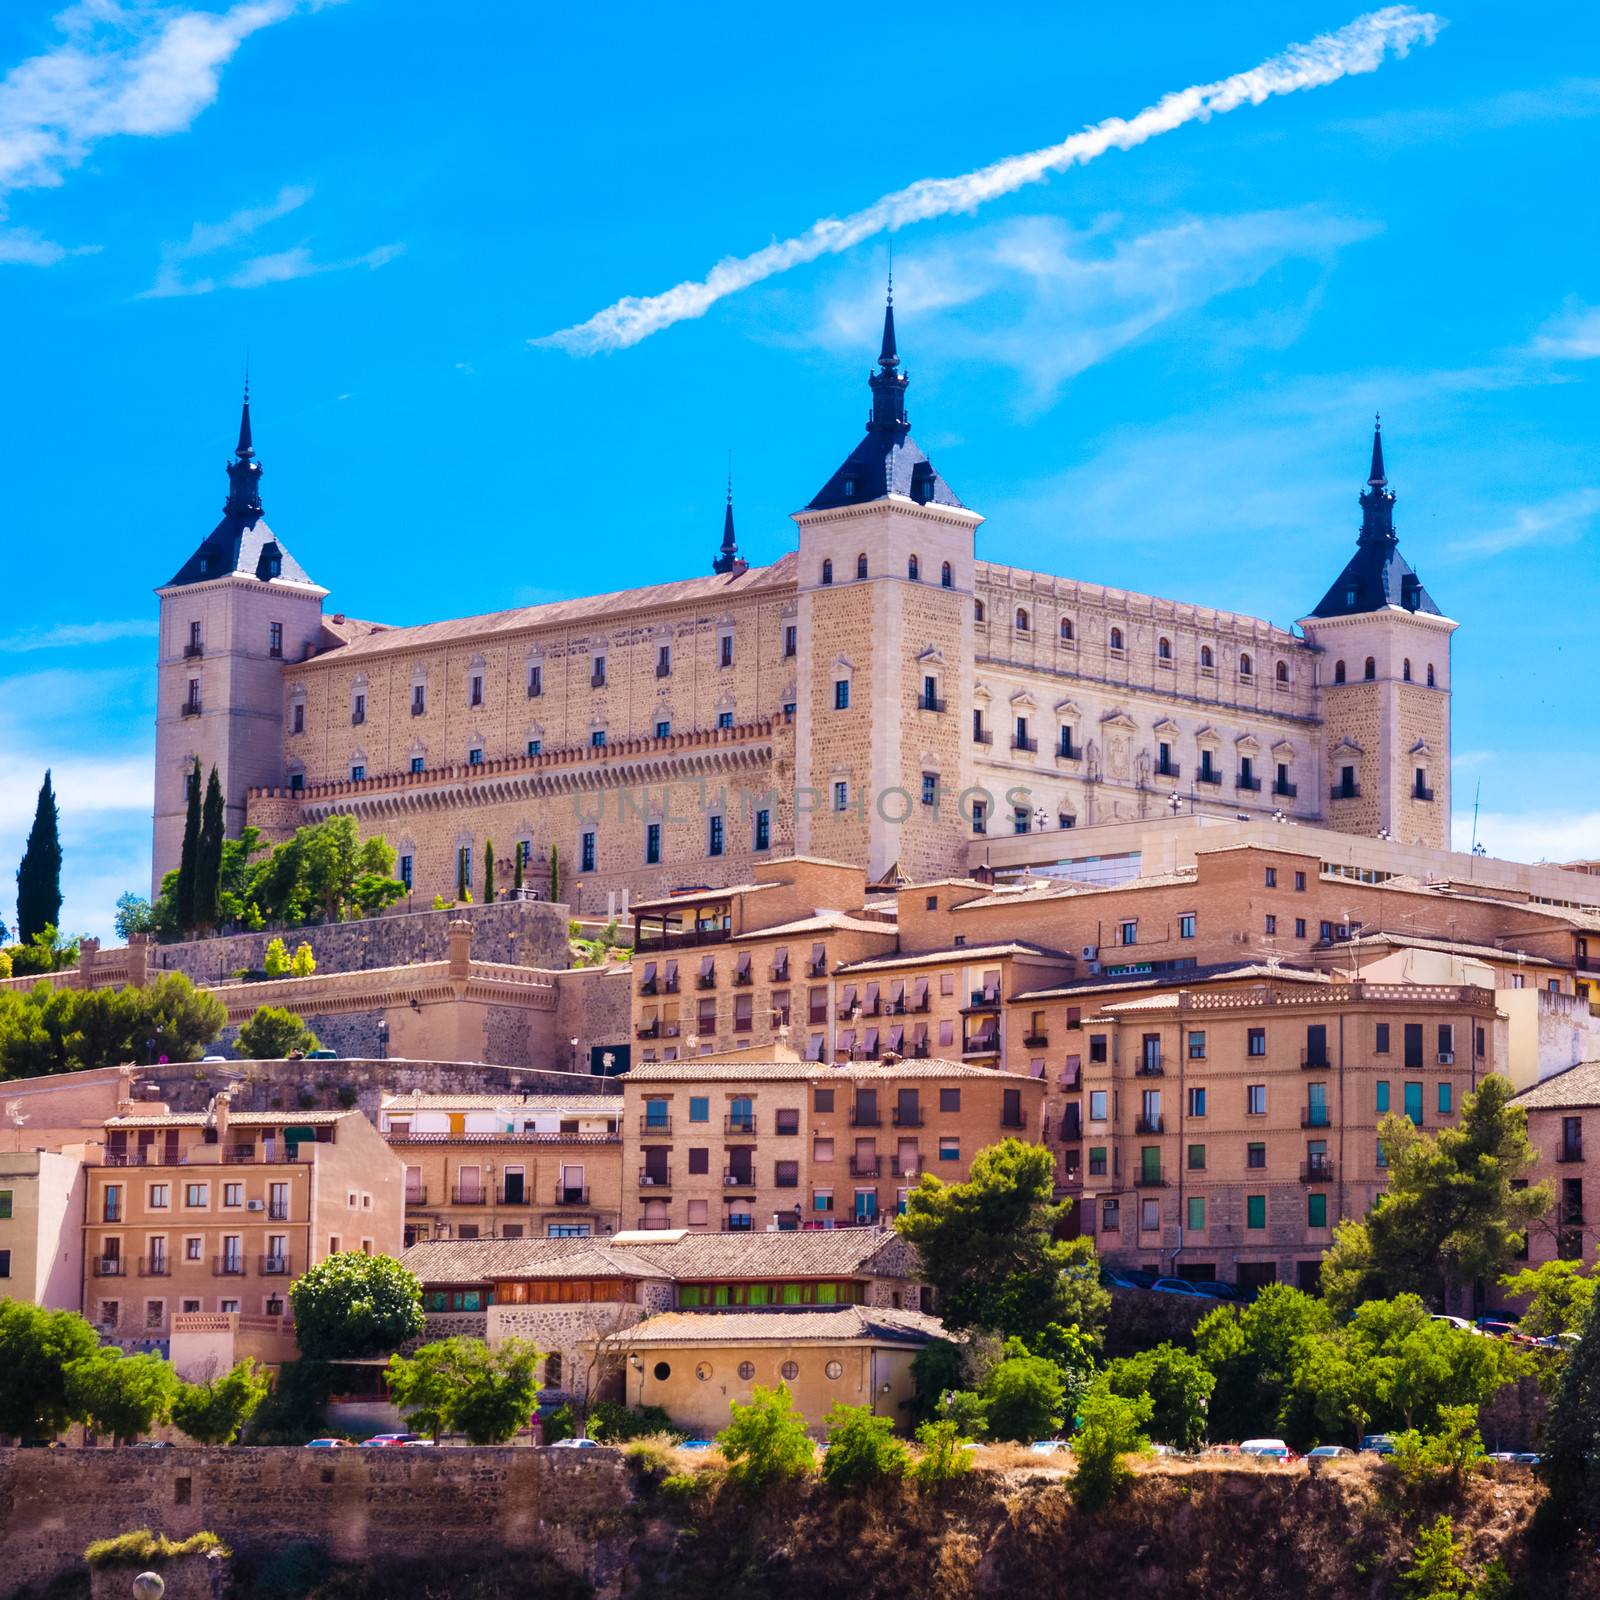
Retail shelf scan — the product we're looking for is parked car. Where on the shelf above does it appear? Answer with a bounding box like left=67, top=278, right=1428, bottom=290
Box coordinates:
left=1359, top=1434, right=1396, bottom=1455
left=1189, top=1280, right=1242, bottom=1301
left=1240, top=1438, right=1294, bottom=1460
left=549, top=1437, right=602, bottom=1450
left=305, top=1438, right=351, bottom=1449
left=305, top=1048, right=338, bottom=1060
left=362, top=1433, right=423, bottom=1448
left=677, top=1439, right=714, bottom=1451
left=1099, top=1268, right=1147, bottom=1291
left=1202, top=1443, right=1241, bottom=1457
left=1151, top=1277, right=1210, bottom=1297
left=1429, top=1314, right=1478, bottom=1334
left=1306, top=1445, right=1353, bottom=1459
left=1029, top=1439, right=1069, bottom=1455
left=1477, top=1320, right=1518, bottom=1339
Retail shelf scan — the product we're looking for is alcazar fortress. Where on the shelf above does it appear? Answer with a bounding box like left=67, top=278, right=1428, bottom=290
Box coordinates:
left=154, top=295, right=1455, bottom=910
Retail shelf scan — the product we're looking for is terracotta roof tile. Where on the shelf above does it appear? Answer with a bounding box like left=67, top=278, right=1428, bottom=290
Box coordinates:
left=1509, top=1061, right=1600, bottom=1111
left=601, top=1304, right=945, bottom=1346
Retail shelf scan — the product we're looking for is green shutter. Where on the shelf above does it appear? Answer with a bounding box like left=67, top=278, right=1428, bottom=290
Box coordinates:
left=1308, top=1193, right=1328, bottom=1229
left=1186, top=1196, right=1205, bottom=1231
left=1246, top=1194, right=1266, bottom=1230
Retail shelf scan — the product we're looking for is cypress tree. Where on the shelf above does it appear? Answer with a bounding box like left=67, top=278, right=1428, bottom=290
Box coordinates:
left=15, top=770, right=63, bottom=942
left=196, top=766, right=226, bottom=931
left=513, top=844, right=524, bottom=892
left=174, top=759, right=202, bottom=932
left=483, top=840, right=495, bottom=904
left=548, top=843, right=560, bottom=904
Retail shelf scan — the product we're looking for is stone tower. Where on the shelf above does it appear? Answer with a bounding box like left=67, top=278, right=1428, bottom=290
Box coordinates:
left=152, top=392, right=325, bottom=890
left=1301, top=421, right=1456, bottom=849
left=792, top=290, right=983, bottom=882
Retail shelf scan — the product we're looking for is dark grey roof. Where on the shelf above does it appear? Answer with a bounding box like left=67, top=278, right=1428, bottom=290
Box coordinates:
left=165, top=512, right=317, bottom=590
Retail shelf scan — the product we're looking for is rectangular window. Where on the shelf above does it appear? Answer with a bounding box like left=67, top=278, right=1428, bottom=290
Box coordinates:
left=1265, top=866, right=1277, bottom=888
left=1187, top=1143, right=1206, bottom=1171
left=939, top=1088, right=960, bottom=1113
left=645, top=822, right=661, bottom=865
left=1404, top=1081, right=1424, bottom=1126
left=1089, top=1034, right=1108, bottom=1063
left=834, top=679, right=850, bottom=710
left=580, top=831, right=596, bottom=872
left=921, top=772, right=938, bottom=807
left=1376, top=1080, right=1390, bottom=1113
left=291, top=703, right=305, bottom=734
left=590, top=729, right=606, bottom=748
left=1119, top=920, right=1137, bottom=946
left=1248, top=1027, right=1266, bottom=1057
left=654, top=721, right=670, bottom=739
left=1294, top=871, right=1306, bottom=890
left=1088, top=1146, right=1107, bottom=1176
left=1265, top=913, right=1277, bottom=935
left=1437, top=1082, right=1452, bottom=1116
left=1437, top=1023, right=1455, bottom=1061
left=708, top=814, right=724, bottom=857
left=1187, top=1087, right=1206, bottom=1117
left=184, top=1183, right=208, bottom=1208
left=1247, top=1084, right=1266, bottom=1116
left=268, top=621, right=283, bottom=657
left=148, top=1184, right=169, bottom=1210
left=1246, top=1194, right=1266, bottom=1230
left=689, top=1096, right=709, bottom=1123
left=833, top=780, right=849, bottom=812
left=687, top=1147, right=709, bottom=1175
left=1088, top=1090, right=1107, bottom=1122
left=1308, top=1192, right=1328, bottom=1228
left=754, top=808, right=770, bottom=850
left=528, top=663, right=542, bottom=697
left=1187, top=1196, right=1205, bottom=1232
left=398, top=854, right=413, bottom=890
left=717, top=710, right=734, bottom=730
left=1295, top=919, right=1306, bottom=939
left=350, top=764, right=365, bottom=781
left=1140, top=1199, right=1160, bottom=1232
left=592, top=655, right=606, bottom=686
left=469, top=674, right=483, bottom=707
left=412, top=684, right=426, bottom=715
left=1305, top=1024, right=1328, bottom=1067
left=1178, top=913, right=1195, bottom=940
left=814, top=1088, right=834, bottom=1113
left=784, top=624, right=797, bottom=658
left=720, top=635, right=734, bottom=669
left=1247, top=1142, right=1266, bottom=1169
left=223, top=1182, right=243, bottom=1208
left=1404, top=1023, right=1425, bottom=1069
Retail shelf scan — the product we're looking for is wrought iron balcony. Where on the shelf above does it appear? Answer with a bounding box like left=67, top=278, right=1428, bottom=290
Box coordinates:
left=725, top=1114, right=757, bottom=1135
left=891, top=1107, right=924, bottom=1128
left=1155, top=762, right=1181, bottom=780
left=973, top=728, right=994, bottom=745
left=1135, top=1114, right=1164, bottom=1135
left=639, top=1114, right=671, bottom=1135
left=1301, top=1107, right=1332, bottom=1129
left=1274, top=780, right=1298, bottom=798
left=848, top=1156, right=881, bottom=1178
left=93, top=1257, right=125, bottom=1276
left=183, top=642, right=204, bottom=659
left=638, top=1167, right=671, bottom=1189
left=259, top=1255, right=291, bottom=1276
left=451, top=1187, right=488, bottom=1205
left=554, top=1186, right=589, bottom=1206
left=137, top=1259, right=171, bottom=1277
left=849, top=1106, right=881, bottom=1127
left=212, top=1256, right=246, bottom=1276
left=1331, top=783, right=1361, bottom=800
left=1301, top=1158, right=1336, bottom=1184
left=1011, top=735, right=1038, bottom=753
left=1236, top=774, right=1262, bottom=792
left=919, top=694, right=947, bottom=712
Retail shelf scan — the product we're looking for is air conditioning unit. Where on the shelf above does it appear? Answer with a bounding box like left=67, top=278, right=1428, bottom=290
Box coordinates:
left=246, top=1199, right=265, bottom=1211
left=1437, top=1052, right=1454, bottom=1065
left=640, top=1176, right=656, bottom=1186
left=724, top=1175, right=740, bottom=1186
left=1082, top=946, right=1098, bottom=960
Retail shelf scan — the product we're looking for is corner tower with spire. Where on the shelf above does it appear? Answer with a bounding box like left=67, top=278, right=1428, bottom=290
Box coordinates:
left=1300, top=420, right=1457, bottom=849
left=151, top=387, right=328, bottom=891
left=790, top=280, right=984, bottom=883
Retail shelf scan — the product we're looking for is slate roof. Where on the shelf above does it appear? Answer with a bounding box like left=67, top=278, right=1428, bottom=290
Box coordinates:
left=805, top=428, right=964, bottom=513
left=165, top=513, right=319, bottom=591
left=1509, top=1061, right=1600, bottom=1112
left=602, top=1304, right=946, bottom=1346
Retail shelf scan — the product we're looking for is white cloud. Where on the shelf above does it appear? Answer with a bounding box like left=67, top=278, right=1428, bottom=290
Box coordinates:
left=1332, top=75, right=1600, bottom=143
left=226, top=239, right=402, bottom=290
left=536, top=6, right=1440, bottom=353
left=1451, top=487, right=1600, bottom=558
left=0, top=618, right=158, bottom=652
left=1532, top=302, right=1600, bottom=360
left=1452, top=809, right=1600, bottom=865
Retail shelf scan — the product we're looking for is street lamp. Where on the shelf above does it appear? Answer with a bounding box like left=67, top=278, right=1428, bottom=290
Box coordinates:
left=570, top=1036, right=580, bottom=1073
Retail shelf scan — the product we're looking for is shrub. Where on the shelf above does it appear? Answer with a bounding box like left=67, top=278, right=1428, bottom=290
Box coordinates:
left=172, top=1358, right=271, bottom=1444
left=84, top=1530, right=230, bottom=1568
left=820, top=1402, right=908, bottom=1489
left=909, top=1419, right=973, bottom=1488
left=716, top=1383, right=814, bottom=1489
left=935, top=1387, right=989, bottom=1440
left=236, top=1004, right=320, bottom=1060
left=981, top=1348, right=1066, bottom=1442
left=623, top=1435, right=678, bottom=1480
left=290, top=941, right=316, bottom=978
left=543, top=1402, right=576, bottom=1444
left=1070, top=1382, right=1152, bottom=1511
left=263, top=936, right=291, bottom=978
left=586, top=1400, right=681, bottom=1442
left=1391, top=1405, right=1486, bottom=1489
left=1396, top=1514, right=1509, bottom=1600
left=1104, top=1342, right=1215, bottom=1451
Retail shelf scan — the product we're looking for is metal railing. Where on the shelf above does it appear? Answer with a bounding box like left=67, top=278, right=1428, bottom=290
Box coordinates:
left=451, top=1187, right=488, bottom=1205
left=891, top=1107, right=924, bottom=1127
left=848, top=1156, right=881, bottom=1177
left=848, top=1106, right=881, bottom=1127
left=1133, top=1168, right=1166, bottom=1188
left=1301, top=1108, right=1331, bottom=1128
left=1236, top=774, right=1262, bottom=792
left=1331, top=783, right=1361, bottom=800
left=137, top=1259, right=170, bottom=1277
left=212, top=1256, right=246, bottom=1276
left=1274, top=780, right=1298, bottom=798
left=1156, top=762, right=1181, bottom=779
left=722, top=1169, right=755, bottom=1188
left=1023, top=1032, right=1049, bottom=1047
left=1135, top=1114, right=1164, bottom=1135
left=639, top=1115, right=672, bottom=1135
left=404, top=1187, right=428, bottom=1206
left=1301, top=1048, right=1331, bottom=1070
left=638, top=1167, right=672, bottom=1188
left=973, top=728, right=993, bottom=745
left=919, top=694, right=947, bottom=712
left=1011, top=735, right=1038, bottom=753
left=553, top=1186, right=589, bottom=1206
left=724, top=1114, right=757, bottom=1134
left=1301, top=1159, right=1336, bottom=1184
left=93, top=1257, right=125, bottom=1276
left=259, top=1255, right=291, bottom=1275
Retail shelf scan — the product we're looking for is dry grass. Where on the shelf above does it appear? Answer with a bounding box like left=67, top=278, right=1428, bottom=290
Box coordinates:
left=968, top=1441, right=1068, bottom=1473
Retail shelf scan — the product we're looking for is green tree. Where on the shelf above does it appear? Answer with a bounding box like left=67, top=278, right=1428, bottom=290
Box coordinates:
left=981, top=1346, right=1067, bottom=1441
left=820, top=1402, right=908, bottom=1489
left=196, top=766, right=225, bottom=932
left=1391, top=1406, right=1486, bottom=1490
left=1070, top=1381, right=1152, bottom=1510
left=289, top=1252, right=424, bottom=1360
left=910, top=1338, right=966, bottom=1425
left=548, top=843, right=560, bottom=903
left=237, top=1006, right=321, bottom=1061
left=1104, top=1342, right=1215, bottom=1450
left=482, top=840, right=495, bottom=904
left=64, top=1348, right=180, bottom=1444
left=897, top=1139, right=1088, bottom=1342
left=716, top=1383, right=815, bottom=1489
left=129, top=972, right=228, bottom=1063
left=512, top=844, right=524, bottom=893
left=909, top=1419, right=973, bottom=1487
left=289, top=941, right=316, bottom=979
left=1500, top=1255, right=1596, bottom=1336
left=16, top=770, right=63, bottom=943
left=935, top=1388, right=990, bottom=1440
left=1194, top=1284, right=1332, bottom=1445
left=1541, top=1278, right=1600, bottom=1533
left=448, top=1338, right=542, bottom=1444
left=114, top=892, right=158, bottom=941
left=0, top=1300, right=99, bottom=1438
left=263, top=937, right=291, bottom=978
left=1395, top=1514, right=1510, bottom=1600
left=1322, top=1077, right=1552, bottom=1313
left=171, top=1359, right=271, bottom=1444
left=386, top=1337, right=543, bottom=1444
left=245, top=816, right=405, bottom=927
left=174, top=759, right=202, bottom=933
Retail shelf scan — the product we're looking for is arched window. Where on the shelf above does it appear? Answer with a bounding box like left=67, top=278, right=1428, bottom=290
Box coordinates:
left=1403, top=658, right=1412, bottom=682
left=545, top=1351, right=562, bottom=1386
left=940, top=561, right=953, bottom=589
left=856, top=552, right=868, bottom=580
left=1200, top=645, right=1213, bottom=669
left=1275, top=660, right=1288, bottom=684
left=1334, top=660, right=1346, bottom=684
left=821, top=559, right=832, bottom=586
left=1015, top=607, right=1030, bottom=632
left=907, top=554, right=920, bottom=581
left=1363, top=657, right=1376, bottom=681
left=1239, top=653, right=1253, bottom=678
left=1157, top=636, right=1172, bottom=661
left=1427, top=663, right=1436, bottom=687
left=1109, top=627, right=1124, bottom=652
left=974, top=599, right=986, bottom=622
left=1060, top=617, right=1074, bottom=642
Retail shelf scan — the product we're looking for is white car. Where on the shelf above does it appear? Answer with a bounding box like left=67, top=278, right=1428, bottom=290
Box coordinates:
left=1240, top=1438, right=1292, bottom=1460
left=549, top=1436, right=601, bottom=1449
left=1429, top=1314, right=1480, bottom=1334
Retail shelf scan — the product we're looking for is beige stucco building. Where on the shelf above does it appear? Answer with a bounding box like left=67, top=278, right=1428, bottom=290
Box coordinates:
left=153, top=309, right=1457, bottom=908
left=1511, top=1062, right=1597, bottom=1273
left=0, top=1149, right=87, bottom=1311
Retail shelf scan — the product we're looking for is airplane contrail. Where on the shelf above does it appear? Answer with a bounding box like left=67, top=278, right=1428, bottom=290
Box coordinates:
left=536, top=6, right=1441, bottom=356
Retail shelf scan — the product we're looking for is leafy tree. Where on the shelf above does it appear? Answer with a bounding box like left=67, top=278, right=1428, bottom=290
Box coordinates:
left=1391, top=1406, right=1486, bottom=1490
left=512, top=845, right=524, bottom=893
left=448, top=1338, right=542, bottom=1444
left=242, top=816, right=405, bottom=928
left=483, top=840, right=495, bottom=904
left=1322, top=1078, right=1552, bottom=1313
left=1194, top=1284, right=1332, bottom=1445
left=240, top=1359, right=330, bottom=1445
left=232, top=1000, right=318, bottom=1059
left=0, top=1300, right=99, bottom=1438
left=196, top=766, right=225, bottom=932
left=289, top=1252, right=424, bottom=1360
left=290, top=941, right=316, bottom=979
left=1500, top=1254, right=1595, bottom=1336
left=1541, top=1277, right=1600, bottom=1533
left=7, top=924, right=79, bottom=976
left=820, top=1402, right=908, bottom=1488
left=64, top=1348, right=180, bottom=1444
left=910, top=1337, right=965, bottom=1425
left=264, top=937, right=291, bottom=978
left=909, top=1419, right=973, bottom=1487
left=935, top=1388, right=990, bottom=1440
left=1396, top=1514, right=1509, bottom=1600
left=172, top=1359, right=271, bottom=1444
left=175, top=759, right=202, bottom=933
left=386, top=1337, right=543, bottom=1444
left=897, top=1139, right=1087, bottom=1342
left=585, top=1400, right=680, bottom=1442
left=114, top=893, right=158, bottom=940
left=1104, top=1342, right=1215, bottom=1450
left=16, top=770, right=63, bottom=943
left=981, top=1346, right=1067, bottom=1441
left=1070, top=1381, right=1152, bottom=1510
left=716, top=1383, right=814, bottom=1488
left=129, top=973, right=228, bottom=1064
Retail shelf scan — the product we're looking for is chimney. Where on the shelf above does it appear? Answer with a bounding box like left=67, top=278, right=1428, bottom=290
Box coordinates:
left=448, top=918, right=473, bottom=985
left=212, top=1090, right=231, bottom=1146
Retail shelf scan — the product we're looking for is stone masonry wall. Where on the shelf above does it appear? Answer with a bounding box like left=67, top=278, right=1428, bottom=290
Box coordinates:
left=149, top=897, right=571, bottom=986
left=0, top=1446, right=632, bottom=1598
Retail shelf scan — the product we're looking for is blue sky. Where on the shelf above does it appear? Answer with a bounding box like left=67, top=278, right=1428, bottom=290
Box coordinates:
left=1, top=1, right=1596, bottom=940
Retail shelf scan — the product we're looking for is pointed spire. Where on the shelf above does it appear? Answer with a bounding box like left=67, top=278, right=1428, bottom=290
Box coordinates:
left=868, top=265, right=909, bottom=432
left=236, top=370, right=254, bottom=461
left=1368, top=411, right=1385, bottom=486
left=1358, top=412, right=1395, bottom=547
left=879, top=255, right=899, bottom=370
left=224, top=373, right=263, bottom=522
left=712, top=452, right=744, bottom=575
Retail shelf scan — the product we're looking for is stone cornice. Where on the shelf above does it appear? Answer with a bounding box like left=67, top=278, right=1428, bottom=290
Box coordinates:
left=791, top=496, right=985, bottom=530
left=1297, top=606, right=1459, bottom=636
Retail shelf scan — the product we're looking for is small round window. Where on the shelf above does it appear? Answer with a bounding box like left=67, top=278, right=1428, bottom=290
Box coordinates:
left=695, top=1361, right=712, bottom=1382
left=652, top=1361, right=671, bottom=1381
left=780, top=1360, right=799, bottom=1381
left=825, top=1360, right=843, bottom=1380
left=738, top=1360, right=756, bottom=1381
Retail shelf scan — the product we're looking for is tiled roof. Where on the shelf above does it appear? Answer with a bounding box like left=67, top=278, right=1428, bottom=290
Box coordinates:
left=835, top=940, right=1071, bottom=974
left=601, top=1304, right=946, bottom=1347
left=623, top=1058, right=1006, bottom=1082
left=1322, top=931, right=1561, bottom=967
left=380, top=1093, right=622, bottom=1113
left=611, top=1228, right=921, bottom=1281
left=164, top=513, right=320, bottom=592
left=103, top=1111, right=351, bottom=1129
left=630, top=882, right=777, bottom=913
left=399, top=1239, right=665, bottom=1283
left=315, top=552, right=798, bottom=664
left=733, top=911, right=897, bottom=941
left=1013, top=960, right=1329, bottom=1002
left=954, top=869, right=1199, bottom=911
left=1510, top=1062, right=1600, bottom=1111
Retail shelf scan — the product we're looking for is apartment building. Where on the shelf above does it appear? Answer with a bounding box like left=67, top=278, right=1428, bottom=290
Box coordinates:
left=623, top=1058, right=1043, bottom=1232
left=82, top=1096, right=403, bottom=1340
left=1071, top=977, right=1501, bottom=1289
left=379, top=1092, right=624, bottom=1244
left=0, top=1149, right=87, bottom=1310
left=1511, top=1062, right=1598, bottom=1272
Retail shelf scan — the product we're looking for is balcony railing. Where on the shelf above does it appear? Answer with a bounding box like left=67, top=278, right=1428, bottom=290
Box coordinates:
left=500, top=1187, right=530, bottom=1206
left=725, top=1114, right=757, bottom=1135
left=636, top=1021, right=660, bottom=1039
left=973, top=728, right=993, bottom=746
left=1301, top=1108, right=1332, bottom=1129
left=1058, top=742, right=1080, bottom=761
left=849, top=1106, right=882, bottom=1127
left=1301, top=1158, right=1336, bottom=1184
left=213, top=1256, right=246, bottom=1276
left=259, top=1255, right=291, bottom=1276
left=1301, top=1049, right=1331, bottom=1070
left=451, top=1187, right=488, bottom=1205
left=640, top=1115, right=672, bottom=1135
left=967, top=989, right=1001, bottom=1009
left=1413, top=785, right=1435, bottom=802
left=848, top=1156, right=881, bottom=1178
left=1557, top=1144, right=1585, bottom=1164
left=656, top=660, right=672, bottom=678
left=93, top=1257, right=125, bottom=1276
left=1195, top=769, right=1221, bottom=786
left=351, top=708, right=366, bottom=726
left=180, top=700, right=202, bottom=718
left=1023, top=1032, right=1049, bottom=1048
left=1236, top=774, right=1261, bottom=792
left=963, top=1034, right=1000, bottom=1056
left=1133, top=1168, right=1167, bottom=1188
left=554, top=1186, right=590, bottom=1206
left=769, top=963, right=790, bottom=982
left=722, top=1169, right=756, bottom=1189
left=696, top=973, right=717, bottom=990
left=1136, top=1058, right=1163, bottom=1077
left=404, top=1187, right=428, bottom=1206
left=919, top=694, right=947, bottom=713
left=1155, top=762, right=1181, bottom=780
left=183, top=642, right=204, bottom=659
left=1135, top=1114, right=1164, bottom=1135
left=638, top=1167, right=672, bottom=1188
left=1331, top=783, right=1361, bottom=800
left=591, top=670, right=607, bottom=688
left=891, top=1107, right=924, bottom=1128
left=1000, top=1110, right=1028, bottom=1131
left=1274, top=780, right=1298, bottom=798
left=137, top=1259, right=171, bottom=1277
left=732, top=968, right=753, bottom=987
left=1011, top=736, right=1038, bottom=753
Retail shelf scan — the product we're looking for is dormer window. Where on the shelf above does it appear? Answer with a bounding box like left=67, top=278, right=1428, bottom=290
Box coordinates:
left=842, top=478, right=855, bottom=497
